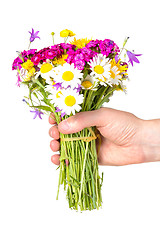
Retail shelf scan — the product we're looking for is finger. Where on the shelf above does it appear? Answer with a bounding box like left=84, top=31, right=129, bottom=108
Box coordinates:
left=58, top=107, right=110, bottom=134
left=48, top=113, right=57, bottom=125
left=51, top=154, right=60, bottom=165
left=50, top=140, right=60, bottom=152
left=49, top=125, right=60, bottom=139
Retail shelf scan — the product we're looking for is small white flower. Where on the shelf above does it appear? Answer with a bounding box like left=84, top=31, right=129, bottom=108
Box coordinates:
left=89, top=54, right=111, bottom=84
left=81, top=75, right=98, bottom=90
left=52, top=63, right=83, bottom=89
left=53, top=88, right=84, bottom=116
left=108, top=66, right=121, bottom=85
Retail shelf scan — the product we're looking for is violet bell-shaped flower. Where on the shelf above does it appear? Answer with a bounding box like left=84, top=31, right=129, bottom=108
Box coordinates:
left=127, top=50, right=142, bottom=66
left=29, top=28, right=40, bottom=43
left=30, top=108, right=43, bottom=119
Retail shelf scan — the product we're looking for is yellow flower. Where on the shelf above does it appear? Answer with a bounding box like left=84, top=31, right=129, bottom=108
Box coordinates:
left=24, top=67, right=35, bottom=81
left=70, top=37, right=92, bottom=48
left=68, top=30, right=75, bottom=37
left=110, top=59, right=128, bottom=74
left=60, top=29, right=75, bottom=38
left=52, top=54, right=68, bottom=65
left=22, top=59, right=34, bottom=70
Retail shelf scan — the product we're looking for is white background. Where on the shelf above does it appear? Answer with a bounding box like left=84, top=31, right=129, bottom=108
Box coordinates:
left=1, top=0, right=160, bottom=239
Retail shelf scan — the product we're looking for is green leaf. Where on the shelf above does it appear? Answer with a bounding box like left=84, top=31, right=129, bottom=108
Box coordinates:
left=83, top=69, right=88, bottom=79
left=32, top=105, right=51, bottom=112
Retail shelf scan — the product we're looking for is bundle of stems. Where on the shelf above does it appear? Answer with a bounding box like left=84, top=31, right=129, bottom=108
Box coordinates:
left=56, top=85, right=116, bottom=211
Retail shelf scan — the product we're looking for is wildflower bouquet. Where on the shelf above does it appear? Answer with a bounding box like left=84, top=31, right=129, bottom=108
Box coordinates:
left=12, top=29, right=141, bottom=211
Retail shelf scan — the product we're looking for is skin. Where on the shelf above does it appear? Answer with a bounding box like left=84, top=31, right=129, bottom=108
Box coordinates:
left=48, top=107, right=160, bottom=166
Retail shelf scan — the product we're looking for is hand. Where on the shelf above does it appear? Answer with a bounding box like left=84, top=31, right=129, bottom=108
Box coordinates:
left=49, top=107, right=160, bottom=166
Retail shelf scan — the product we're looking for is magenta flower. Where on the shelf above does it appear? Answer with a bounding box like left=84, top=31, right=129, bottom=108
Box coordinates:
left=30, top=109, right=43, bottom=119
left=29, top=28, right=40, bottom=42
left=127, top=51, right=142, bottom=66
left=16, top=73, right=22, bottom=87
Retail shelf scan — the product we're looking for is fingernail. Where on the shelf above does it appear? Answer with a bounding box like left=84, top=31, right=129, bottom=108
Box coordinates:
left=60, top=119, right=70, bottom=131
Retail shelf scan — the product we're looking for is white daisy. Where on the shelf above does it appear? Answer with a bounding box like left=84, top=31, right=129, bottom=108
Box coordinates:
left=45, top=84, right=63, bottom=105
left=52, top=63, right=83, bottom=89
left=81, top=75, right=98, bottom=90
left=35, top=62, right=55, bottom=85
left=89, top=54, right=111, bottom=83
left=53, top=88, right=84, bottom=116
left=108, top=66, right=122, bottom=85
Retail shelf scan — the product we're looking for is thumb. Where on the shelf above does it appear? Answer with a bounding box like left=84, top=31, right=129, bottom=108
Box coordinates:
left=58, top=107, right=117, bottom=134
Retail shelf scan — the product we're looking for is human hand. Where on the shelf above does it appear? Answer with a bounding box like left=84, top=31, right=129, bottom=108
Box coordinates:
left=49, top=107, right=160, bottom=166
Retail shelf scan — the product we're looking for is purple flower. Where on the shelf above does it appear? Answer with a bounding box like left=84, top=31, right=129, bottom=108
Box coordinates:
left=127, top=51, right=142, bottom=66
left=55, top=107, right=66, bottom=118
left=115, top=54, right=119, bottom=63
left=30, top=109, right=43, bottom=119
left=55, top=107, right=61, bottom=112
left=29, top=28, right=40, bottom=42
left=53, top=82, right=62, bottom=90
left=74, top=84, right=81, bottom=93
left=61, top=112, right=66, bottom=118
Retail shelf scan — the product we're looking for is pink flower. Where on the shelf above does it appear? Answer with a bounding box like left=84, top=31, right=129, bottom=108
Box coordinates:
left=74, top=60, right=85, bottom=70
left=16, top=73, right=22, bottom=87
left=31, top=53, right=42, bottom=65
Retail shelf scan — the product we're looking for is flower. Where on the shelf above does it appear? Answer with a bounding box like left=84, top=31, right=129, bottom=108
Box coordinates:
left=109, top=66, right=121, bottom=85
left=53, top=88, right=84, bottom=116
left=126, top=51, right=142, bottom=66
left=52, top=54, right=68, bottom=65
left=81, top=75, right=98, bottom=90
left=89, top=54, right=110, bottom=85
left=60, top=29, right=75, bottom=38
left=29, top=28, right=40, bottom=42
left=16, top=73, right=22, bottom=87
left=52, top=63, right=83, bottom=89
left=21, top=59, right=34, bottom=70
left=36, top=62, right=55, bottom=85
left=30, top=109, right=43, bottom=119
left=70, top=37, right=92, bottom=48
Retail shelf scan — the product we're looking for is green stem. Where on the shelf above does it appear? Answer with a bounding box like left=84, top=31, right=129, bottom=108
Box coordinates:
left=78, top=140, right=89, bottom=206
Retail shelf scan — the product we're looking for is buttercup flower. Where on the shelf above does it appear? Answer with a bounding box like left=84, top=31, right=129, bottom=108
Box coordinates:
left=36, top=62, right=55, bottom=85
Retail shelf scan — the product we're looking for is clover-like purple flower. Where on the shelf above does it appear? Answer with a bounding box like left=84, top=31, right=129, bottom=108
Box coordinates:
left=127, top=51, right=142, bottom=66
left=30, top=108, right=43, bottom=119
left=29, top=28, right=40, bottom=42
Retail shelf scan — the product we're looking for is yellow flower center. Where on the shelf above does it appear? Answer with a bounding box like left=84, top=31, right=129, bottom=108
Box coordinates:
left=62, top=71, right=74, bottom=81
left=110, top=70, right=116, bottom=79
left=64, top=95, right=76, bottom=106
left=94, top=65, right=104, bottom=74
left=40, top=63, right=53, bottom=73
left=81, top=80, right=93, bottom=89
left=56, top=91, right=62, bottom=98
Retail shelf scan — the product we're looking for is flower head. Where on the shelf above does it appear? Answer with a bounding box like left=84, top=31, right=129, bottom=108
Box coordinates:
left=53, top=88, right=84, bottom=116
left=60, top=29, right=75, bottom=38
left=52, top=63, right=83, bottom=89
left=126, top=51, right=142, bottom=66
left=30, top=109, right=43, bottom=119
left=29, top=28, right=40, bottom=42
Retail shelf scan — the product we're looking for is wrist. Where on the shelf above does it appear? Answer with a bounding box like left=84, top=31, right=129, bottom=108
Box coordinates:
left=141, top=119, right=160, bottom=163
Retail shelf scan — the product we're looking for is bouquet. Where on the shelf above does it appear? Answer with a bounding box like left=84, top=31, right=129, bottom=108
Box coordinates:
left=12, top=28, right=141, bottom=211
